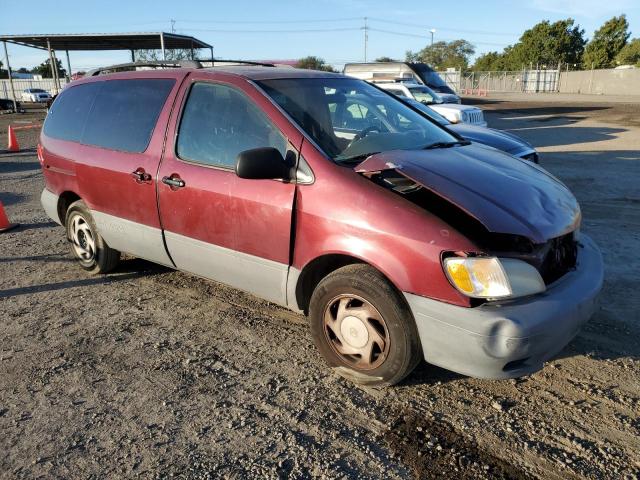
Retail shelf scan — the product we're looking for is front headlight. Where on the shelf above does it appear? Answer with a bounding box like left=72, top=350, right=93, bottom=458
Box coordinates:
left=443, top=256, right=545, bottom=300
left=445, top=111, right=463, bottom=124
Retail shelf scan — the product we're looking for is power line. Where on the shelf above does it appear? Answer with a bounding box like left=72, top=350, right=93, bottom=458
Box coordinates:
left=367, top=28, right=510, bottom=47
left=367, top=17, right=520, bottom=37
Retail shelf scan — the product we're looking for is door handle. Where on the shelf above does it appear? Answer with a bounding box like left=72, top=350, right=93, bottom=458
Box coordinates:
left=131, top=168, right=152, bottom=183
left=162, top=175, right=185, bottom=188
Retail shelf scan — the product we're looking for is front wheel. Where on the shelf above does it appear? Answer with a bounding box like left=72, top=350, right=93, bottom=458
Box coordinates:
left=65, top=200, right=120, bottom=274
left=309, top=264, right=422, bottom=386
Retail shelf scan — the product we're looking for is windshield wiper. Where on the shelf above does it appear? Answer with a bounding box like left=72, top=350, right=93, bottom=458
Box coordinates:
left=422, top=140, right=470, bottom=150
left=335, top=152, right=380, bottom=164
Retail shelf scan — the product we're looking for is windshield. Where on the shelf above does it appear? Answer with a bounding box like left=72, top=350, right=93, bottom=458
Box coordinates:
left=412, top=64, right=456, bottom=95
left=257, top=78, right=457, bottom=162
left=31, top=89, right=46, bottom=93
left=408, top=86, right=443, bottom=105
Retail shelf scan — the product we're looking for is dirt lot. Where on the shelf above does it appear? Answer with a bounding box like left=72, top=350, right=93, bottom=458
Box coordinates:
left=1, top=95, right=639, bottom=479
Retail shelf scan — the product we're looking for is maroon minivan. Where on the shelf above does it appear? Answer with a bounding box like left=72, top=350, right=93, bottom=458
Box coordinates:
left=39, top=64, right=603, bottom=386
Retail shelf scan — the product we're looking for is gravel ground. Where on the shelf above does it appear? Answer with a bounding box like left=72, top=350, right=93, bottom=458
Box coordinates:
left=1, top=97, right=639, bottom=479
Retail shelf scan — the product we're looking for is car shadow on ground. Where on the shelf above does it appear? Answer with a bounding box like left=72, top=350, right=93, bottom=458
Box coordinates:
left=0, top=192, right=27, bottom=206
left=402, top=361, right=466, bottom=386
left=464, top=98, right=611, bottom=116
left=0, top=272, right=151, bottom=300
left=0, top=160, right=40, bottom=173
left=502, top=125, right=627, bottom=148
left=13, top=221, right=59, bottom=231
left=0, top=255, right=171, bottom=300
left=0, top=252, right=72, bottom=264
left=113, top=257, right=173, bottom=275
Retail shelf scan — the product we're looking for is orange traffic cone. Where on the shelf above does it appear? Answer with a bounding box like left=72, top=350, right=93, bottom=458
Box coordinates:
left=0, top=201, right=18, bottom=232
left=7, top=126, right=19, bottom=152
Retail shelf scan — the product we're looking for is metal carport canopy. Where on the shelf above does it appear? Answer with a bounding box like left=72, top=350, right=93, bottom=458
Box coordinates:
left=1, top=32, right=213, bottom=109
left=0, top=32, right=212, bottom=52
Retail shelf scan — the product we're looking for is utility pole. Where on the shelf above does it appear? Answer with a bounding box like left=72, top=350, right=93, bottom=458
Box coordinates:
left=363, top=17, right=368, bottom=62
left=170, top=19, right=176, bottom=33
left=430, top=28, right=436, bottom=46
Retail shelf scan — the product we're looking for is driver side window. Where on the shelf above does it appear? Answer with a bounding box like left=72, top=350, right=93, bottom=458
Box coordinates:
left=176, top=82, right=287, bottom=168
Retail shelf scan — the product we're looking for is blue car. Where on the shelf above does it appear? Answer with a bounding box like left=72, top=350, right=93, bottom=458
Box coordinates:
left=403, top=97, right=539, bottom=163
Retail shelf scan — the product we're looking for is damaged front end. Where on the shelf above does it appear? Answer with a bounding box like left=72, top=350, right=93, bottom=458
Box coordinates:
left=355, top=146, right=582, bottom=293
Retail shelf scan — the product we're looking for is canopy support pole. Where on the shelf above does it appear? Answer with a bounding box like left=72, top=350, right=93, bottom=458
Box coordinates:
left=160, top=33, right=166, bottom=61
left=46, top=39, right=59, bottom=94
left=2, top=41, right=18, bottom=112
left=65, top=50, right=72, bottom=81
left=51, top=50, right=61, bottom=92
left=130, top=49, right=135, bottom=62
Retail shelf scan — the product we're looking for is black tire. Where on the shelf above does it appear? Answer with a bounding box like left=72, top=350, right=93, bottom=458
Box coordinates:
left=309, top=264, right=422, bottom=386
left=65, top=200, right=120, bottom=274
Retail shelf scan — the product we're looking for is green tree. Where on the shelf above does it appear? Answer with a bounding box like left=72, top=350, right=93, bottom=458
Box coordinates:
left=406, top=39, right=475, bottom=70
left=472, top=51, right=512, bottom=71
left=31, top=58, right=66, bottom=78
left=583, top=15, right=630, bottom=68
left=375, top=56, right=396, bottom=62
left=507, top=19, right=585, bottom=68
left=134, top=49, right=201, bottom=62
left=615, top=37, right=640, bottom=66
left=472, top=19, right=586, bottom=71
left=295, top=56, right=336, bottom=72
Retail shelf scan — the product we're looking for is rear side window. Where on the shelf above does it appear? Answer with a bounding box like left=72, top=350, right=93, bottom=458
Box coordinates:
left=176, top=82, right=286, bottom=168
left=83, top=79, right=174, bottom=152
left=44, top=79, right=175, bottom=153
left=44, top=82, right=100, bottom=142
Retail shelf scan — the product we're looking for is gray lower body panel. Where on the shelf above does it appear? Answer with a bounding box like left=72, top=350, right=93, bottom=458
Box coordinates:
left=404, top=234, right=604, bottom=379
left=91, top=211, right=174, bottom=267
left=40, top=188, right=62, bottom=225
left=164, top=230, right=290, bottom=307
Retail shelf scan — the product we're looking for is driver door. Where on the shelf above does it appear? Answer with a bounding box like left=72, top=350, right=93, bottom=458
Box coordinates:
left=157, top=75, right=302, bottom=306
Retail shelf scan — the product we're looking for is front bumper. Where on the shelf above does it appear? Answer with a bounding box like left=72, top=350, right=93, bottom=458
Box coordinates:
left=404, top=234, right=603, bottom=379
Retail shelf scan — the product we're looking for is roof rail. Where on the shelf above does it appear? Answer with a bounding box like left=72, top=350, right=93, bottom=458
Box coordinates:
left=202, top=59, right=276, bottom=67
left=86, top=60, right=202, bottom=76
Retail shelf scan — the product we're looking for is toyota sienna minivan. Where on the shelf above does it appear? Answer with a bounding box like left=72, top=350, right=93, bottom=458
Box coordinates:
left=39, top=63, right=603, bottom=386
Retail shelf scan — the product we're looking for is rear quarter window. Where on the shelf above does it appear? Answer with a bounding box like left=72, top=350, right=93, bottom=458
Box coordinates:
left=43, top=82, right=100, bottom=142
left=44, top=78, right=175, bottom=153
left=82, top=79, right=174, bottom=153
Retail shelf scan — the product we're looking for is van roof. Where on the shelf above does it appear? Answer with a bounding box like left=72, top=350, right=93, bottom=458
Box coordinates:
left=78, top=65, right=344, bottom=83
left=208, top=65, right=343, bottom=80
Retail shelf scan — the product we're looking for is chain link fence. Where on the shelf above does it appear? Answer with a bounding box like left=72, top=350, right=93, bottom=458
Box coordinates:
left=0, top=78, right=68, bottom=101
left=436, top=70, right=561, bottom=93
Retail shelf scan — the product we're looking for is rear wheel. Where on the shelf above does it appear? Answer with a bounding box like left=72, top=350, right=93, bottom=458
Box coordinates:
left=65, top=200, right=120, bottom=274
left=309, top=264, right=422, bottom=386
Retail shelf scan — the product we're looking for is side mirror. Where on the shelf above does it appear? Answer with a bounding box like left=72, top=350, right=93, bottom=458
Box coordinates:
left=235, top=147, right=290, bottom=180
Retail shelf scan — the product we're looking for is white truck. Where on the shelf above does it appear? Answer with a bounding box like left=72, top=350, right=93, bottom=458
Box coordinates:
left=343, top=62, right=461, bottom=103
left=373, top=81, right=487, bottom=127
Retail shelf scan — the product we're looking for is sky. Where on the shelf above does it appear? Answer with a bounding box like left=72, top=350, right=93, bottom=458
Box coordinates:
left=1, top=0, right=639, bottom=73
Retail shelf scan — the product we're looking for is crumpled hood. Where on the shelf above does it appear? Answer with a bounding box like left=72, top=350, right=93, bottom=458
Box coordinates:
left=449, top=124, right=534, bottom=155
left=355, top=144, right=581, bottom=244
